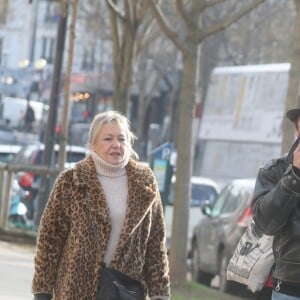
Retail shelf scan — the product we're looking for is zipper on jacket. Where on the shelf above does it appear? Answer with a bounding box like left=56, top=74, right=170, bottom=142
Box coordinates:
left=275, top=280, right=282, bottom=292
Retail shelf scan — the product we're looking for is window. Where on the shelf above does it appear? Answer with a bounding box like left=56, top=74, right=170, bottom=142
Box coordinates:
left=81, top=46, right=96, bottom=71
left=221, top=185, right=242, bottom=214
left=191, top=184, right=218, bottom=206
left=44, top=2, right=60, bottom=24
left=0, top=145, right=21, bottom=162
left=41, top=37, right=55, bottom=64
left=210, top=185, right=231, bottom=217
left=220, top=183, right=254, bottom=214
left=167, top=182, right=218, bottom=207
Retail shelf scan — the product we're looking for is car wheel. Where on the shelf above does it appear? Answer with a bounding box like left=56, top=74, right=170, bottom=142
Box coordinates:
left=190, top=241, right=213, bottom=286
left=219, top=251, right=238, bottom=294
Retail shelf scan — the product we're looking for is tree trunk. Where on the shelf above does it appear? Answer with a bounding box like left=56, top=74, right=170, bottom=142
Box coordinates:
left=112, top=38, right=135, bottom=114
left=281, top=0, right=300, bottom=154
left=119, top=30, right=135, bottom=114
left=169, top=44, right=199, bottom=282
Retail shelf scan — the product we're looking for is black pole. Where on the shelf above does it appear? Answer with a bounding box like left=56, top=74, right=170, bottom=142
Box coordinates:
left=34, top=5, right=68, bottom=227
left=29, top=0, right=39, bottom=64
left=43, top=8, right=68, bottom=166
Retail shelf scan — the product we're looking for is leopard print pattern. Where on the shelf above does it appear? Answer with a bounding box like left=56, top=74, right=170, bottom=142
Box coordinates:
left=32, top=156, right=170, bottom=299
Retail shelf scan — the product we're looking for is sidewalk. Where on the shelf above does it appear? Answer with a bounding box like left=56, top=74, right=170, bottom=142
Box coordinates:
left=0, top=238, right=35, bottom=300
left=0, top=229, right=250, bottom=300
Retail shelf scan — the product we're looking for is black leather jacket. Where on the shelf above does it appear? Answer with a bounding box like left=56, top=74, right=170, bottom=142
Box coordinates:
left=252, top=138, right=300, bottom=283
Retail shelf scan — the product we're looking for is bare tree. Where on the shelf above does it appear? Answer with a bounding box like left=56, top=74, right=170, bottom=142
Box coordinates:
left=78, top=0, right=112, bottom=64
left=145, top=0, right=266, bottom=282
left=105, top=0, right=155, bottom=114
left=76, top=0, right=178, bottom=149
left=58, top=0, right=79, bottom=169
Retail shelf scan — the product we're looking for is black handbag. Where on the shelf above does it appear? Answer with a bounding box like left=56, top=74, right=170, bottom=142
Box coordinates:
left=96, top=262, right=144, bottom=300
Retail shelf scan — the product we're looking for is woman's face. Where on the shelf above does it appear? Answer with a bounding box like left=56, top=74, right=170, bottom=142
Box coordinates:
left=92, top=121, right=128, bottom=165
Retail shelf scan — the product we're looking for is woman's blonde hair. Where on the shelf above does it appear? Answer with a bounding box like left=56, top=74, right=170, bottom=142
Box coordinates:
left=88, top=110, right=139, bottom=159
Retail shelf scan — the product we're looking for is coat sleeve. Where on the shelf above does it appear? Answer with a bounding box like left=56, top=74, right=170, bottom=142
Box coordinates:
left=143, top=180, right=170, bottom=299
left=32, top=170, right=71, bottom=295
left=252, top=162, right=300, bottom=236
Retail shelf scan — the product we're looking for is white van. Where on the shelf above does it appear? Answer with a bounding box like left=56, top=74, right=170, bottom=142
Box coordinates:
left=164, top=176, right=220, bottom=251
left=196, top=63, right=290, bottom=187
left=0, top=97, right=48, bottom=129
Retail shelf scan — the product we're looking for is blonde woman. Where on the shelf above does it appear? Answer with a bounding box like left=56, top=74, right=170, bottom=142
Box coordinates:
left=32, top=111, right=170, bottom=300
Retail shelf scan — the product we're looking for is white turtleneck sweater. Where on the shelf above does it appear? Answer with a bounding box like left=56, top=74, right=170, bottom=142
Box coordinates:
left=90, top=151, right=129, bottom=265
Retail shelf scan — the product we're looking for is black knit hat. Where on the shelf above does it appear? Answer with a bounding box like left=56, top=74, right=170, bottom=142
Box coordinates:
left=286, top=96, right=300, bottom=123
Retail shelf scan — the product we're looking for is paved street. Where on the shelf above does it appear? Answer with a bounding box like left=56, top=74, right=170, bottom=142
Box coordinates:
left=0, top=240, right=35, bottom=300
left=0, top=238, right=250, bottom=300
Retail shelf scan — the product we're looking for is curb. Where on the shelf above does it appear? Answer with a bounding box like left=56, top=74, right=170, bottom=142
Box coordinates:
left=0, top=227, right=37, bottom=245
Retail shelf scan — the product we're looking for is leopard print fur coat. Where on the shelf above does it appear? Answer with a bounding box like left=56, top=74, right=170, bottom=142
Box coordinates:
left=32, top=155, right=170, bottom=299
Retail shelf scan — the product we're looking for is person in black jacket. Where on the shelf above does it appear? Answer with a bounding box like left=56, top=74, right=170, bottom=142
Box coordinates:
left=24, top=101, right=35, bottom=133
left=252, top=102, right=300, bottom=300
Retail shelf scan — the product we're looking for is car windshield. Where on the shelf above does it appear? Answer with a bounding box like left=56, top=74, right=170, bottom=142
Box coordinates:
left=168, top=183, right=218, bottom=206
left=210, top=180, right=255, bottom=217
left=191, top=184, right=218, bottom=206
left=0, top=145, right=21, bottom=163
left=0, top=152, right=16, bottom=163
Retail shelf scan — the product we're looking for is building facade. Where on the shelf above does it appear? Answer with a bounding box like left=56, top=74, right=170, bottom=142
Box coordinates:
left=0, top=0, right=113, bottom=100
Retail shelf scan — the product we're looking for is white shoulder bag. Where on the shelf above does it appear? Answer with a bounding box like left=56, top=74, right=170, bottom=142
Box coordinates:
left=227, top=220, right=274, bottom=292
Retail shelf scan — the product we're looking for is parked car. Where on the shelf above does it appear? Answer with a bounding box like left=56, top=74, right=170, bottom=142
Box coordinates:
left=0, top=144, right=22, bottom=163
left=10, top=142, right=87, bottom=220
left=189, top=178, right=255, bottom=295
left=165, top=176, right=220, bottom=252
left=0, top=128, right=18, bottom=144
left=11, top=142, right=87, bottom=168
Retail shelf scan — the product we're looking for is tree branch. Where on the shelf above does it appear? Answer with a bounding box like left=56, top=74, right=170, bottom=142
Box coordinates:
left=107, top=1, right=121, bottom=66
left=131, top=0, right=138, bottom=22
left=198, top=0, right=265, bottom=42
left=175, top=0, right=190, bottom=28
left=135, top=17, right=156, bottom=58
left=105, top=0, right=125, bottom=21
left=124, top=0, right=132, bottom=23
left=201, top=0, right=227, bottom=10
left=145, top=0, right=187, bottom=53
